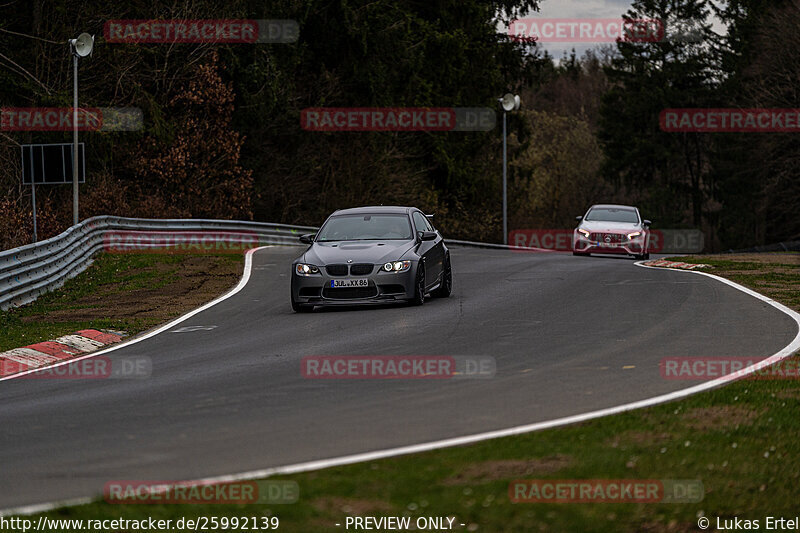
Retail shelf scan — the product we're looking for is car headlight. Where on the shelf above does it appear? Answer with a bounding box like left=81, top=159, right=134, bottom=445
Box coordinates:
left=627, top=231, right=642, bottom=240
left=577, top=228, right=590, bottom=238
left=295, top=263, right=320, bottom=276
left=381, top=260, right=411, bottom=272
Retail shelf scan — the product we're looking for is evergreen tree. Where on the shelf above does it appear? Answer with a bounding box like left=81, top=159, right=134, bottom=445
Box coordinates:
left=598, top=0, right=719, bottom=230
left=711, top=0, right=800, bottom=247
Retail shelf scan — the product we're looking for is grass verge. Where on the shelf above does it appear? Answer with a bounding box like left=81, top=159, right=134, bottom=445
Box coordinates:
left=0, top=252, right=244, bottom=352
left=16, top=253, right=800, bottom=533
left=669, top=253, right=800, bottom=311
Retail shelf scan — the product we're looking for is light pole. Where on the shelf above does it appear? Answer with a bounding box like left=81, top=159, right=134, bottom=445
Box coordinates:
left=68, top=33, right=94, bottom=226
left=499, top=93, right=520, bottom=245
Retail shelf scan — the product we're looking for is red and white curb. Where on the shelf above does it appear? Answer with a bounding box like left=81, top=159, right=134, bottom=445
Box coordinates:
left=642, top=259, right=711, bottom=270
left=0, top=330, right=125, bottom=377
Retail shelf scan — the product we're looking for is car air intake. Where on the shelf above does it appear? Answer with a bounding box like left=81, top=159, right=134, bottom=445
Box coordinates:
left=379, top=284, right=405, bottom=295
left=299, top=287, right=321, bottom=297
left=322, top=286, right=378, bottom=299
left=349, top=264, right=373, bottom=276
left=326, top=264, right=349, bottom=276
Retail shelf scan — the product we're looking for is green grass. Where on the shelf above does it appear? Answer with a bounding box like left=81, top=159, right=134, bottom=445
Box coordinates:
left=0, top=253, right=243, bottom=352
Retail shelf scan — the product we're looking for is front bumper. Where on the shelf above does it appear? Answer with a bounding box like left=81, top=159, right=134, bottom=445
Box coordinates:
left=292, top=266, right=417, bottom=306
left=573, top=235, right=647, bottom=255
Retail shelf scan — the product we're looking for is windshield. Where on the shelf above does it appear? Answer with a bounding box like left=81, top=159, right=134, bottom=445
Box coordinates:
left=316, top=214, right=413, bottom=242
left=584, top=208, right=639, bottom=224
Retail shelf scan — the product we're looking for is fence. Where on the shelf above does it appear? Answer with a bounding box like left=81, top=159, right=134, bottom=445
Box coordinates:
left=0, top=216, right=317, bottom=310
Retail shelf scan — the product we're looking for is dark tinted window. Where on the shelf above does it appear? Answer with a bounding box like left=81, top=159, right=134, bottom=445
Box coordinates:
left=412, top=212, right=432, bottom=232
left=317, top=214, right=413, bottom=241
left=584, top=208, right=639, bottom=223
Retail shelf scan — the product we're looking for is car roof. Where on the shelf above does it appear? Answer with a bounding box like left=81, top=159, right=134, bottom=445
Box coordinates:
left=331, top=206, right=415, bottom=216
left=588, top=204, right=639, bottom=211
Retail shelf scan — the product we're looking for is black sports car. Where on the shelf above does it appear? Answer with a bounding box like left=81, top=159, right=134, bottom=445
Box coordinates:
left=291, top=206, right=452, bottom=312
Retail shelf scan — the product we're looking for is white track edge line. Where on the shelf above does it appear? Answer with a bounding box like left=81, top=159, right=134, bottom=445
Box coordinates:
left=3, top=256, right=799, bottom=517
left=0, top=247, right=270, bottom=383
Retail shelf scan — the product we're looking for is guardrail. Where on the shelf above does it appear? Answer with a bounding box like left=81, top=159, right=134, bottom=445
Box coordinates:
left=0, top=216, right=535, bottom=311
left=0, top=216, right=317, bottom=311
left=443, top=238, right=551, bottom=251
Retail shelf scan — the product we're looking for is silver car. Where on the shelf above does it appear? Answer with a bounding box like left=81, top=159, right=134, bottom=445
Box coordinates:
left=291, top=206, right=452, bottom=312
left=573, top=204, right=652, bottom=260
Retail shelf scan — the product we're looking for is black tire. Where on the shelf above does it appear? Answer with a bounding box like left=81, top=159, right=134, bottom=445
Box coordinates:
left=573, top=251, right=589, bottom=256
left=411, top=265, right=426, bottom=306
left=291, top=297, right=312, bottom=313
left=433, top=256, right=452, bottom=298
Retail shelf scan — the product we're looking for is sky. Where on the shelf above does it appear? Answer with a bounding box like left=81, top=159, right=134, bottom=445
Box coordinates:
left=529, top=0, right=726, bottom=61
left=536, top=0, right=643, bottom=59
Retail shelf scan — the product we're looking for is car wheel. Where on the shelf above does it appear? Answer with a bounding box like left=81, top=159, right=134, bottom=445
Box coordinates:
left=411, top=265, right=426, bottom=306
left=573, top=251, right=589, bottom=256
left=433, top=256, right=452, bottom=298
left=643, top=253, right=650, bottom=260
left=291, top=297, right=312, bottom=313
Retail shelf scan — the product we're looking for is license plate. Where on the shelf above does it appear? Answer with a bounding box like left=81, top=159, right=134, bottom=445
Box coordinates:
left=330, top=278, right=369, bottom=288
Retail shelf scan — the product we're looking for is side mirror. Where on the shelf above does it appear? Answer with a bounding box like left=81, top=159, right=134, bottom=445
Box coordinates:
left=299, top=234, right=315, bottom=244
left=643, top=220, right=652, bottom=227
left=419, top=231, right=437, bottom=242
left=575, top=216, right=583, bottom=221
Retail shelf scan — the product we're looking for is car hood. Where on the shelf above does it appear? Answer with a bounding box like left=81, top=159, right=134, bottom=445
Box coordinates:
left=303, top=240, right=416, bottom=265
left=578, top=220, right=643, bottom=233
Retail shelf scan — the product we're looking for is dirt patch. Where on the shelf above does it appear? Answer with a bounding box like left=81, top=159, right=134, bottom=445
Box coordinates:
left=606, top=431, right=673, bottom=448
left=22, top=256, right=243, bottom=324
left=441, top=455, right=572, bottom=485
left=691, top=253, right=799, bottom=265
left=311, top=496, right=393, bottom=515
left=681, top=405, right=764, bottom=432
left=775, top=389, right=800, bottom=400
left=727, top=267, right=798, bottom=276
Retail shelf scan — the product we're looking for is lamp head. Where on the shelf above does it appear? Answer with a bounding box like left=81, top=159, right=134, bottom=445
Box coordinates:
left=70, top=33, right=94, bottom=57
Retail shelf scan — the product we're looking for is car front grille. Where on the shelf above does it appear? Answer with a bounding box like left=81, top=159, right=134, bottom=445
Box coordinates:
left=322, top=286, right=378, bottom=299
left=326, top=264, right=374, bottom=276
left=590, top=232, right=624, bottom=243
left=349, top=263, right=373, bottom=276
left=326, top=264, right=349, bottom=276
